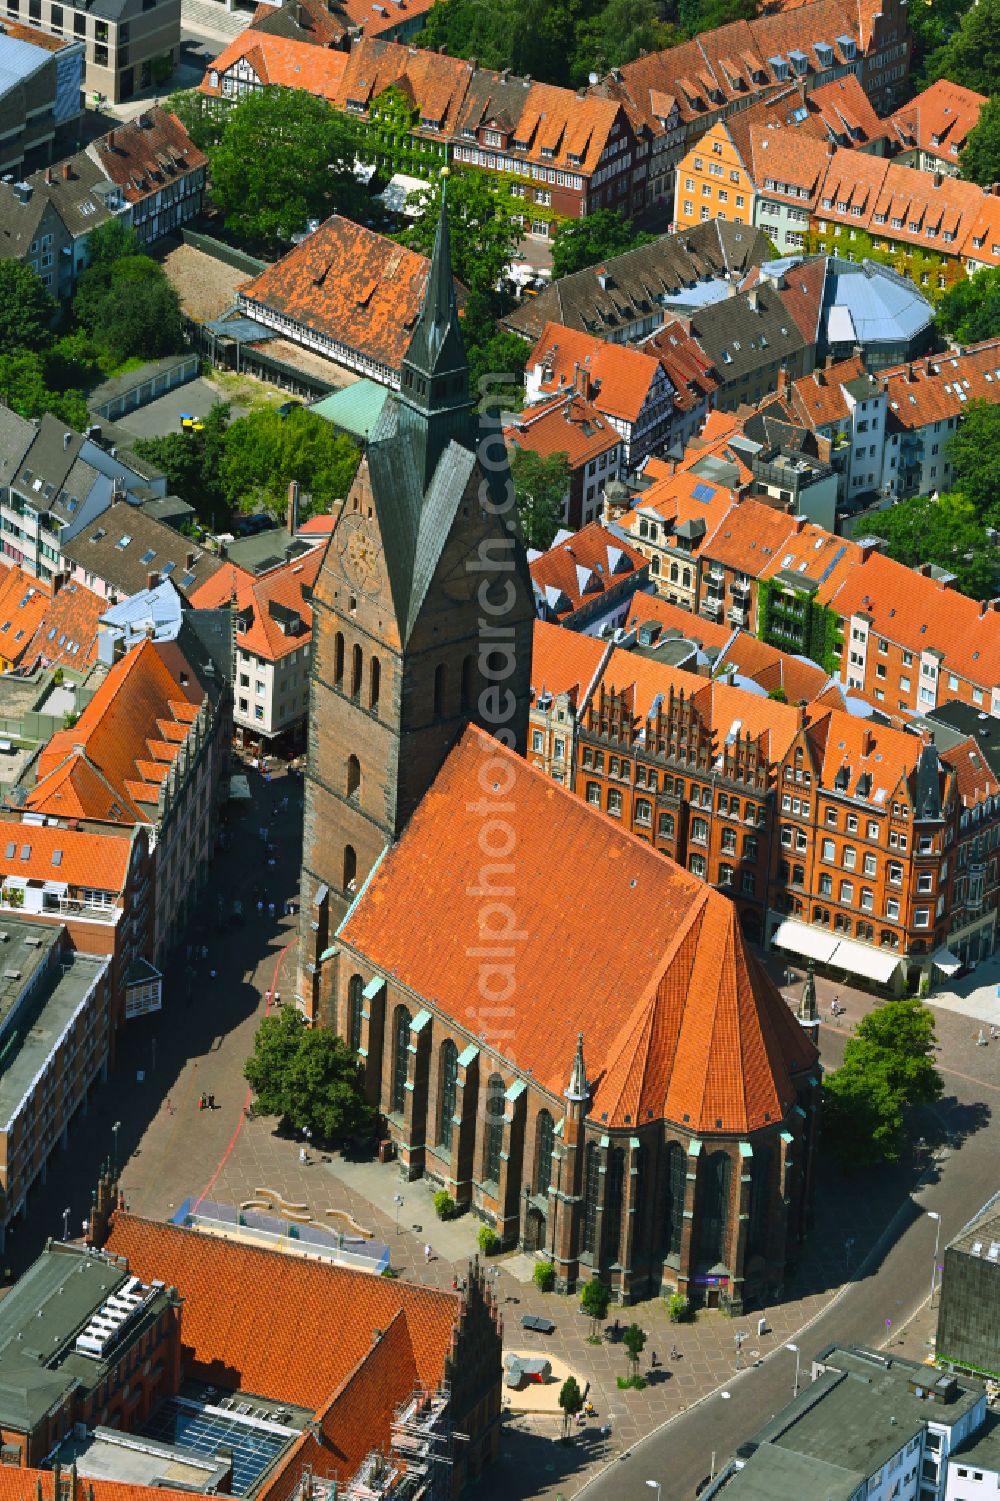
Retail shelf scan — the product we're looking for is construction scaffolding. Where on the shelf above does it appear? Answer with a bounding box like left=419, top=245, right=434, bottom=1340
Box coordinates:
left=342, top=1382, right=452, bottom=1501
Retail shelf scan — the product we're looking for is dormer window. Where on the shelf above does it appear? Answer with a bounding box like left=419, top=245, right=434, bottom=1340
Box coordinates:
left=483, top=129, right=502, bottom=147
left=836, top=34, right=856, bottom=58
left=421, top=116, right=441, bottom=132
left=209, top=69, right=218, bottom=87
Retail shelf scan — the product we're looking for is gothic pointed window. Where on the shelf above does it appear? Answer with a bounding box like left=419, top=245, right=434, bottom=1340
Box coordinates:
left=536, top=1110, right=555, bottom=1196
left=334, top=631, right=345, bottom=686
left=438, top=1040, right=458, bottom=1150
left=698, top=1151, right=731, bottom=1265
left=484, top=1071, right=505, bottom=1183
left=604, top=1146, right=625, bottom=1264
left=343, top=843, right=357, bottom=892
left=391, top=1005, right=411, bottom=1114
left=582, top=1141, right=601, bottom=1255
left=351, top=644, right=363, bottom=698
left=346, top=755, right=361, bottom=799
left=662, top=1141, right=686, bottom=1257
left=370, top=656, right=381, bottom=714
left=348, top=973, right=364, bottom=1052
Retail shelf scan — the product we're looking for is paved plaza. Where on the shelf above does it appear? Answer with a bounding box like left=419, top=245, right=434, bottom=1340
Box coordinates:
left=10, top=760, right=1000, bottom=1501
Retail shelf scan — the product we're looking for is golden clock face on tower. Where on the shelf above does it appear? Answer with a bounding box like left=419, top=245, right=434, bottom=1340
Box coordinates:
left=338, top=516, right=380, bottom=594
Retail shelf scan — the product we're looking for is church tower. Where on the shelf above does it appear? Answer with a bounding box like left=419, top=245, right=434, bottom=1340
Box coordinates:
left=297, top=179, right=536, bottom=1017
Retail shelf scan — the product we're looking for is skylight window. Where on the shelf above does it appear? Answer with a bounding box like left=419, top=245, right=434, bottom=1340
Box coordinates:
left=116, top=535, right=132, bottom=550
left=141, top=549, right=156, bottom=564
left=52, top=850, right=62, bottom=867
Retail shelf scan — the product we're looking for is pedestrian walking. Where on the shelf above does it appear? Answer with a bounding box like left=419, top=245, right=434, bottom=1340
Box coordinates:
left=650, top=1350, right=658, bottom=1368
left=299, top=1147, right=307, bottom=1165
left=424, top=1243, right=432, bottom=1264
left=670, top=1344, right=679, bottom=1361
left=268, top=901, right=276, bottom=918
left=256, top=899, right=264, bottom=916
left=209, top=968, right=217, bottom=981
left=992, top=1026, right=998, bottom=1041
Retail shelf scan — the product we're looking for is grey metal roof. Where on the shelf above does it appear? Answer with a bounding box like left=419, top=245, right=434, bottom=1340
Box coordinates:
left=0, top=407, right=36, bottom=486
left=0, top=32, right=52, bottom=94
left=713, top=1441, right=863, bottom=1501
left=821, top=257, right=932, bottom=348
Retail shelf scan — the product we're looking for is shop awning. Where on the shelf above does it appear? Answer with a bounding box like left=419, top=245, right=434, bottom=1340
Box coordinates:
left=932, top=946, right=962, bottom=977
left=829, top=936, right=901, bottom=985
left=229, top=774, right=252, bottom=801
left=771, top=918, right=840, bottom=964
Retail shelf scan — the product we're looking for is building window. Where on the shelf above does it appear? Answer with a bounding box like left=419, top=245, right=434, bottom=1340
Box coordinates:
left=662, top=1141, right=686, bottom=1258
left=586, top=782, right=601, bottom=806
left=348, top=973, right=364, bottom=1052
left=346, top=754, right=361, bottom=799
left=582, top=1142, right=601, bottom=1255
left=536, top=1109, right=555, bottom=1196
left=391, top=1005, right=411, bottom=1114
left=370, top=656, right=380, bottom=713
left=746, top=1146, right=770, bottom=1256
left=698, top=1151, right=731, bottom=1265
left=484, top=1072, right=505, bottom=1183
left=351, top=644, right=362, bottom=698
left=438, top=1039, right=458, bottom=1150
left=343, top=843, right=357, bottom=892
left=658, top=812, right=675, bottom=840
left=635, top=798, right=652, bottom=827
left=604, top=1146, right=625, bottom=1264
left=334, top=631, right=344, bottom=686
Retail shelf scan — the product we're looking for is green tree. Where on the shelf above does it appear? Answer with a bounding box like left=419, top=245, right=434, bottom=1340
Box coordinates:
left=220, top=405, right=359, bottom=516
left=0, top=350, right=88, bottom=429
left=243, top=1006, right=305, bottom=1120
left=460, top=288, right=527, bottom=406
left=571, top=0, right=674, bottom=81
left=244, top=1006, right=373, bottom=1142
left=208, top=88, right=362, bottom=248
left=924, top=0, right=1000, bottom=94
left=622, top=1322, right=646, bottom=1381
left=133, top=402, right=231, bottom=527
left=946, top=400, right=1000, bottom=519
left=822, top=998, right=943, bottom=1169
left=283, top=1028, right=374, bottom=1141
left=550, top=209, right=656, bottom=280
left=936, top=264, right=1000, bottom=344
left=558, top=1375, right=584, bottom=1437
left=402, top=169, right=521, bottom=299
left=580, top=1276, right=610, bottom=1336
left=0, top=261, right=56, bottom=353
left=44, top=330, right=104, bottom=392
left=73, top=255, right=184, bottom=366
left=510, top=447, right=568, bottom=550
left=85, top=218, right=141, bottom=266
left=864, top=493, right=999, bottom=600
left=677, top=0, right=758, bottom=35
left=165, top=88, right=227, bottom=152
left=959, top=97, right=1000, bottom=187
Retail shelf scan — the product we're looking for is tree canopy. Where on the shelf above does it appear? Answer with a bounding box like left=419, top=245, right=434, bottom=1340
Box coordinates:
left=165, top=88, right=227, bottom=152
left=863, top=492, right=1000, bottom=600
left=208, top=88, right=364, bottom=248
left=922, top=0, right=1000, bottom=95
left=937, top=264, right=1000, bottom=345
left=580, top=1276, right=610, bottom=1334
left=73, top=255, right=184, bottom=366
left=0, top=262, right=56, bottom=353
left=133, top=403, right=231, bottom=528
left=401, top=169, right=521, bottom=299
left=558, top=1376, right=584, bottom=1437
left=946, top=400, right=1000, bottom=521
left=244, top=1006, right=374, bottom=1143
left=510, top=447, right=569, bottom=549
left=550, top=209, right=656, bottom=280
left=219, top=405, right=360, bottom=516
left=959, top=96, right=1000, bottom=188
left=822, top=998, right=943, bottom=1169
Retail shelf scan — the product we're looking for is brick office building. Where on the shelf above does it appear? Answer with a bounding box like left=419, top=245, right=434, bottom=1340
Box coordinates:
left=296, top=193, right=819, bottom=1311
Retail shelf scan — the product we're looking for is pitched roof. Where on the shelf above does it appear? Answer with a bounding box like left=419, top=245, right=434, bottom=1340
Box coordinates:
left=340, top=724, right=816, bottom=1132
left=805, top=704, right=926, bottom=804
left=760, top=518, right=863, bottom=603
left=0, top=567, right=51, bottom=664
left=61, top=502, right=222, bottom=601
left=104, top=1214, right=462, bottom=1411
left=526, top=322, right=662, bottom=423
left=530, top=618, right=608, bottom=707
left=505, top=393, right=623, bottom=470
left=239, top=216, right=457, bottom=374
left=829, top=550, right=1000, bottom=691
left=0, top=819, right=132, bottom=891
left=684, top=275, right=810, bottom=384
left=209, top=549, right=323, bottom=664
left=625, top=592, right=735, bottom=653
left=251, top=0, right=346, bottom=46
left=529, top=521, right=647, bottom=621
left=25, top=637, right=204, bottom=825
left=642, top=318, right=721, bottom=412
left=336, top=37, right=473, bottom=131
left=701, top=497, right=798, bottom=574
left=199, top=30, right=348, bottom=101
left=24, top=577, right=106, bottom=670
left=879, top=338, right=1000, bottom=430
left=784, top=353, right=870, bottom=428
left=619, top=469, right=739, bottom=555
left=887, top=79, right=987, bottom=164
left=86, top=107, right=207, bottom=208
left=715, top=630, right=830, bottom=703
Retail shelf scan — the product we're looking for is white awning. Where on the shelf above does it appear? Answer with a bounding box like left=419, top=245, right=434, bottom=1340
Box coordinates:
left=41, top=881, right=68, bottom=895
left=829, top=936, right=901, bottom=985
left=229, top=774, right=252, bottom=801
left=932, top=946, right=962, bottom=977
left=771, top=918, right=840, bottom=964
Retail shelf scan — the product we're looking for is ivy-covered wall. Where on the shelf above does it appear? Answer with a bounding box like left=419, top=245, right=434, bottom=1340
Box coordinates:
left=806, top=224, right=964, bottom=303
left=757, top=579, right=842, bottom=673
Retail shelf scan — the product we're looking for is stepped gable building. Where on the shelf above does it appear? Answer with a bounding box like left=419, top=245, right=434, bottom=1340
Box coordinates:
left=332, top=724, right=819, bottom=1308
left=296, top=181, right=535, bottom=1001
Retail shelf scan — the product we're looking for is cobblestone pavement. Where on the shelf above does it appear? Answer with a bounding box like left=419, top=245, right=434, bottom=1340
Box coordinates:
left=14, top=768, right=1000, bottom=1501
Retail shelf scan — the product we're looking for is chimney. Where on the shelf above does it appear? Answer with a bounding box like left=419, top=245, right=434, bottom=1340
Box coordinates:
left=297, top=3, right=308, bottom=23
left=863, top=728, right=876, bottom=756
left=793, top=514, right=807, bottom=532
left=147, top=571, right=159, bottom=590
left=44, top=166, right=53, bottom=185
left=51, top=573, right=63, bottom=596
left=747, top=286, right=760, bottom=311
left=932, top=169, right=943, bottom=188
left=107, top=129, right=115, bottom=150
left=798, top=700, right=807, bottom=728
left=61, top=162, right=71, bottom=180
left=776, top=366, right=789, bottom=398
left=62, top=432, right=72, bottom=450
left=185, top=550, right=196, bottom=569
left=287, top=479, right=300, bottom=535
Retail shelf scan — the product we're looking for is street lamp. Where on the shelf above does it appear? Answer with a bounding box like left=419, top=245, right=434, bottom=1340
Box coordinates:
left=62, top=1207, right=70, bottom=1241
left=645, top=1483, right=661, bottom=1501
left=112, top=1120, right=121, bottom=1172
left=393, top=1192, right=403, bottom=1236
left=927, top=1210, right=942, bottom=1308
left=786, top=1343, right=800, bottom=1398
left=711, top=1396, right=731, bottom=1482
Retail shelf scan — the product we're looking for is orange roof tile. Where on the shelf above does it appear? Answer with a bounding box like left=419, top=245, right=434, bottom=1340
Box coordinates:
left=239, top=217, right=464, bottom=374
left=336, top=38, right=473, bottom=130
left=0, top=819, right=132, bottom=891
left=526, top=322, right=663, bottom=424
left=0, top=1469, right=200, bottom=1501
left=625, top=593, right=734, bottom=653
left=805, top=703, right=924, bottom=804
left=105, top=1215, right=462, bottom=1412
left=887, top=79, right=987, bottom=164
left=529, top=522, right=647, bottom=621
left=199, top=550, right=323, bottom=664
left=297, top=514, right=337, bottom=536
left=340, top=725, right=816, bottom=1132
left=24, top=578, right=106, bottom=670
left=618, top=470, right=740, bottom=555
left=700, top=498, right=798, bottom=575
left=0, top=567, right=51, bottom=665
left=715, top=630, right=830, bottom=703
left=880, top=338, right=1000, bottom=430
left=200, top=31, right=348, bottom=101
left=88, top=108, right=207, bottom=210
left=531, top=619, right=608, bottom=709
left=642, top=319, right=720, bottom=412
left=759, top=519, right=863, bottom=604
left=786, top=354, right=867, bottom=429
left=187, top=560, right=254, bottom=609
left=26, top=638, right=204, bottom=825
left=505, top=394, right=624, bottom=470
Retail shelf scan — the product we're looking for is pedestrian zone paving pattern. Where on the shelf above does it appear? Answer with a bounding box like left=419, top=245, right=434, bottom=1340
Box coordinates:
left=139, top=1390, right=301, bottom=1494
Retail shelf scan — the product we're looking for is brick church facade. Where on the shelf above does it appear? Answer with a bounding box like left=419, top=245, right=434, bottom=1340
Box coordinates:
left=297, top=183, right=820, bottom=1312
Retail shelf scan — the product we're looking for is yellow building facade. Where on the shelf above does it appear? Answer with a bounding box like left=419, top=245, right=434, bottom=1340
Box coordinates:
left=673, top=120, right=754, bottom=233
